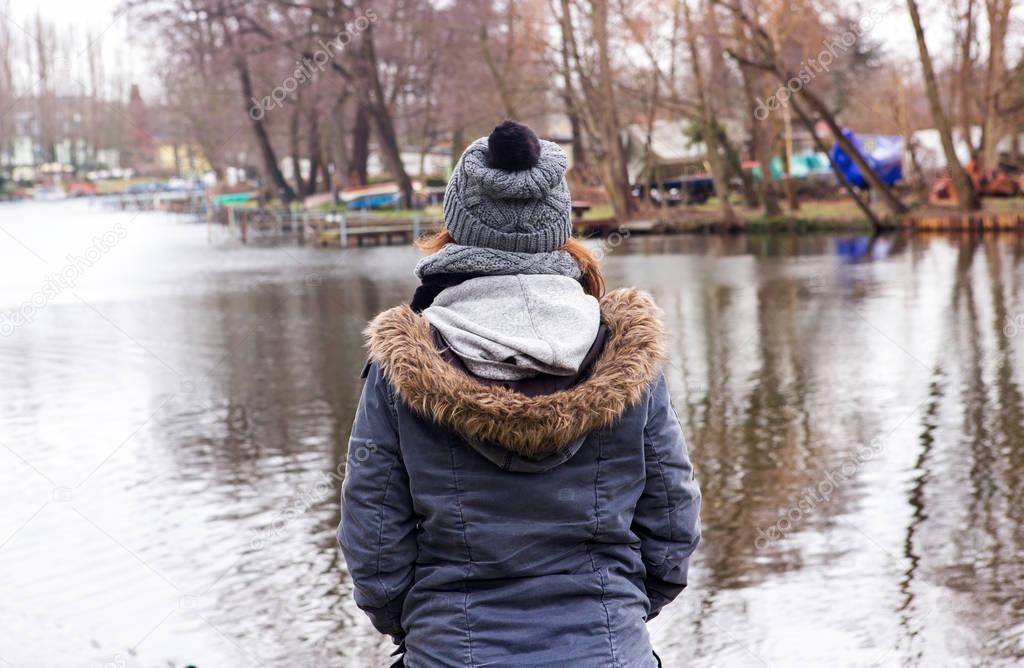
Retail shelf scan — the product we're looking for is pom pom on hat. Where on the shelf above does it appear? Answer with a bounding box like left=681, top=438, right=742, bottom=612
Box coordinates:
left=486, top=120, right=541, bottom=171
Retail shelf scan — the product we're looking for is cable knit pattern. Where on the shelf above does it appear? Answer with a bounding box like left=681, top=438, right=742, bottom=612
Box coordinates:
left=444, top=137, right=572, bottom=253
left=414, top=243, right=581, bottom=279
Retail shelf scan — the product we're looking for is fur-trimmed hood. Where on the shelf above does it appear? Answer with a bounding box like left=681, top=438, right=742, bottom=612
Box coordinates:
left=364, top=288, right=666, bottom=460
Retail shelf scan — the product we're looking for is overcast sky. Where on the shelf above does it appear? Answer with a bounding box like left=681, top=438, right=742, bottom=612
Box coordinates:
left=8, top=0, right=123, bottom=29
left=4, top=0, right=154, bottom=96
left=7, top=0, right=127, bottom=42
left=3, top=0, right=968, bottom=99
left=11, top=0, right=925, bottom=61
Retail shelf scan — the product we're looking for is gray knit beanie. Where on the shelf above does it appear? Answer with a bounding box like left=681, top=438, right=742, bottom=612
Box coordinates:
left=443, top=121, right=572, bottom=254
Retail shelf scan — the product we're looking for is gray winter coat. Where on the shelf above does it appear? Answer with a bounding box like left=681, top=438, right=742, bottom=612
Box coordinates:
left=338, top=288, right=701, bottom=667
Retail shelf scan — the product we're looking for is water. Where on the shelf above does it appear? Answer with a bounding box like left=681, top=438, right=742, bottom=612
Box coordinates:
left=1, top=200, right=1022, bottom=667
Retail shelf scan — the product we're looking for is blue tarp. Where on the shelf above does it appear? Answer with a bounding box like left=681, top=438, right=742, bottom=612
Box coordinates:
left=830, top=130, right=903, bottom=189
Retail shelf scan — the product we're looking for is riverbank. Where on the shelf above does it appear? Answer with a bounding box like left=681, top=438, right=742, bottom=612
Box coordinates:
left=4, top=200, right=1022, bottom=666
left=623, top=196, right=1024, bottom=234
left=208, top=194, right=1024, bottom=248
left=53, top=188, right=1024, bottom=246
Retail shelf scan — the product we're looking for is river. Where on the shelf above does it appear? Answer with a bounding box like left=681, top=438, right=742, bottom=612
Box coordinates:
left=1, top=199, right=1022, bottom=667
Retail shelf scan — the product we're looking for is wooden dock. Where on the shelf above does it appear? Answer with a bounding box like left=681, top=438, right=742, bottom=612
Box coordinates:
left=217, top=207, right=650, bottom=247
left=221, top=207, right=445, bottom=246
left=102, top=191, right=209, bottom=214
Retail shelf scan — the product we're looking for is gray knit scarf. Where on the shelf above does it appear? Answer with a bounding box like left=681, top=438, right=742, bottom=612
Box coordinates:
left=414, top=243, right=582, bottom=280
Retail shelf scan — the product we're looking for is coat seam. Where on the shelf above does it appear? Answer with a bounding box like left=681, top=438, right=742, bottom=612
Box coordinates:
left=382, top=374, right=400, bottom=425
left=586, top=543, right=619, bottom=667
left=374, top=457, right=402, bottom=631
left=643, top=389, right=675, bottom=567
left=448, top=438, right=475, bottom=666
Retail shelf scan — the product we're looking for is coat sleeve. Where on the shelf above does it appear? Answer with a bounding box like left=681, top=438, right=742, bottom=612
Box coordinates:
left=337, top=363, right=418, bottom=640
left=632, top=373, right=701, bottom=621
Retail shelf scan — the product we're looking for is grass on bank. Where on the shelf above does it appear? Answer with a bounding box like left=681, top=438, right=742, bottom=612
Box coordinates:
left=692, top=196, right=868, bottom=221
left=693, top=193, right=1024, bottom=223
left=224, top=191, right=1024, bottom=233
left=579, top=204, right=615, bottom=221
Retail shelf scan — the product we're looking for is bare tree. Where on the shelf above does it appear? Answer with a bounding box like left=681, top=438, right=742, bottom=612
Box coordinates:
left=734, top=13, right=781, bottom=215
left=719, top=0, right=908, bottom=217
left=979, top=0, right=1013, bottom=169
left=560, top=0, right=635, bottom=220
left=479, top=2, right=519, bottom=118
left=683, top=0, right=736, bottom=224
left=0, top=0, right=14, bottom=169
left=906, top=0, right=980, bottom=211
left=952, top=0, right=978, bottom=153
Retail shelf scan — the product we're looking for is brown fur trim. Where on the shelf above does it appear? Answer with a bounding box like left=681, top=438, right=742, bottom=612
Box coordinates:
left=365, top=288, right=666, bottom=458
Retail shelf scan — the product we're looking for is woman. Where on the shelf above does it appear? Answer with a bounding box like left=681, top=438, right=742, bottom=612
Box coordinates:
left=338, top=121, right=701, bottom=667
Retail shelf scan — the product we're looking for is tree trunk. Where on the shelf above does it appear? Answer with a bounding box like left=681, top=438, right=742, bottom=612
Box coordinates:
left=358, top=28, right=414, bottom=208
left=980, top=0, right=1011, bottom=169
left=733, top=15, right=777, bottom=214
left=739, top=60, right=782, bottom=215
left=450, top=126, right=466, bottom=171
left=721, top=129, right=759, bottom=207
left=560, top=0, right=634, bottom=218
left=350, top=101, right=370, bottom=186
left=684, top=1, right=735, bottom=224
left=306, top=108, right=322, bottom=195
left=330, top=94, right=352, bottom=192
left=568, top=110, right=586, bottom=168
left=591, top=0, right=636, bottom=221
left=782, top=106, right=800, bottom=211
left=34, top=15, right=57, bottom=163
left=906, top=0, right=980, bottom=211
left=783, top=172, right=799, bottom=211
left=956, top=0, right=977, bottom=154
left=557, top=7, right=586, bottom=167
left=756, top=133, right=781, bottom=215
left=289, top=107, right=308, bottom=196
left=235, top=56, right=295, bottom=203
left=701, top=0, right=730, bottom=84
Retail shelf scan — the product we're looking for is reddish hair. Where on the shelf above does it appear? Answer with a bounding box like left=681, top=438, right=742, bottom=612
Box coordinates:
left=415, top=229, right=605, bottom=298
